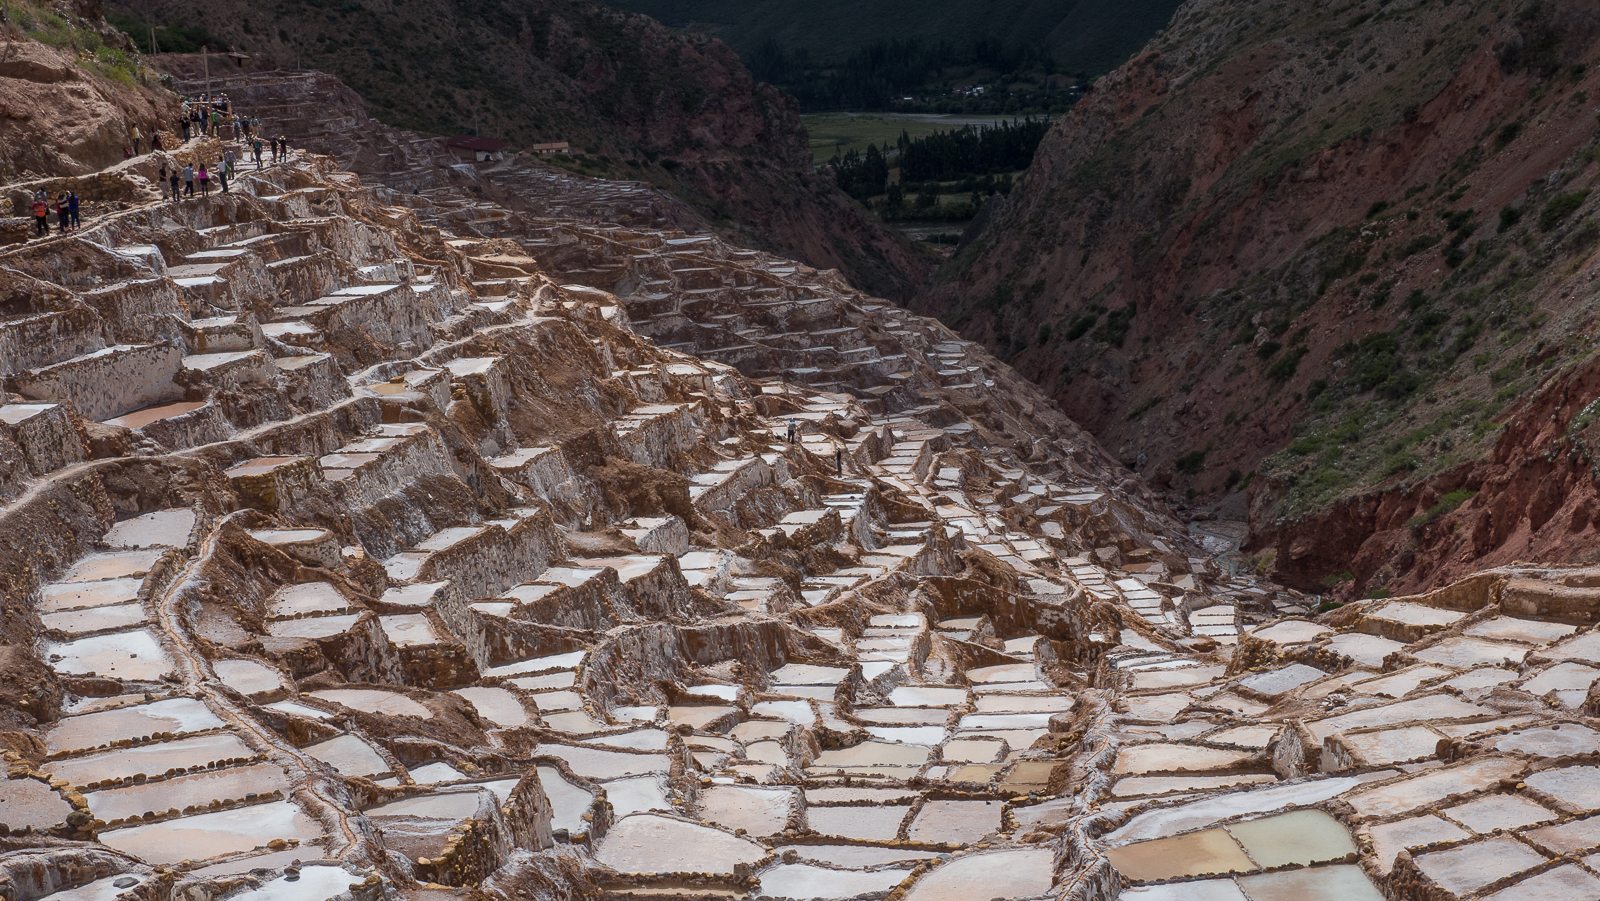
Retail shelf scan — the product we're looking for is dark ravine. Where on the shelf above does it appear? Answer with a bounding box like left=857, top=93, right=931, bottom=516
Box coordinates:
left=110, top=0, right=929, bottom=298
left=923, top=0, right=1600, bottom=591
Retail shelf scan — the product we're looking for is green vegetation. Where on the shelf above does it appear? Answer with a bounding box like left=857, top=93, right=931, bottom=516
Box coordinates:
left=828, top=118, right=1047, bottom=196
left=104, top=8, right=224, bottom=54
left=1407, top=489, right=1476, bottom=529
left=805, top=113, right=1012, bottom=163
left=1539, top=190, right=1589, bottom=230
left=12, top=1, right=144, bottom=84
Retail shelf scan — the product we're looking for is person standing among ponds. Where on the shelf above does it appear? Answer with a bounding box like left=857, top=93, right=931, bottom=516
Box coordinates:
left=183, top=162, right=195, bottom=197
left=31, top=194, right=48, bottom=236
left=169, top=168, right=181, bottom=202
left=68, top=191, right=80, bottom=229
left=198, top=163, right=211, bottom=198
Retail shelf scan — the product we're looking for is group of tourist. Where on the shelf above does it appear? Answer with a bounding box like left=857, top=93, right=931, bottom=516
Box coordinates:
left=29, top=189, right=80, bottom=237
left=29, top=90, right=295, bottom=240
left=176, top=93, right=261, bottom=145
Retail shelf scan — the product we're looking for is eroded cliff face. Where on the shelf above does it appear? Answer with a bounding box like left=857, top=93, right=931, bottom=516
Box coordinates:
left=0, top=6, right=176, bottom=179
left=108, top=0, right=929, bottom=298
left=926, top=0, right=1600, bottom=590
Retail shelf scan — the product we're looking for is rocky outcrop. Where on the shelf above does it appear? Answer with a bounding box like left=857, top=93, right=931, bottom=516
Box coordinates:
left=0, top=10, right=176, bottom=179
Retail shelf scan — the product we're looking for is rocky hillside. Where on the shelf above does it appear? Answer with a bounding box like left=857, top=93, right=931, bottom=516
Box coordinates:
left=105, top=0, right=928, bottom=298
left=0, top=0, right=175, bottom=180
left=926, top=0, right=1600, bottom=593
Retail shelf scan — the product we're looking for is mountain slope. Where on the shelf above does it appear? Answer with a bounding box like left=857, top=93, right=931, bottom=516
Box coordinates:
left=923, top=0, right=1600, bottom=592
left=108, top=0, right=927, bottom=297
left=600, top=0, right=1183, bottom=75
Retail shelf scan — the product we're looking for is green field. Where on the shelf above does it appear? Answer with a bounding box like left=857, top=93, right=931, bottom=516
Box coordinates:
left=804, top=113, right=1021, bottom=163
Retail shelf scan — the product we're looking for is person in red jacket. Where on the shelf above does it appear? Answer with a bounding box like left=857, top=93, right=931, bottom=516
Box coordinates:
left=31, top=196, right=49, bottom=236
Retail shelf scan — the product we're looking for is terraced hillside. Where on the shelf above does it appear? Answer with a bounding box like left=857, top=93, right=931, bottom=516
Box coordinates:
left=16, top=30, right=1600, bottom=901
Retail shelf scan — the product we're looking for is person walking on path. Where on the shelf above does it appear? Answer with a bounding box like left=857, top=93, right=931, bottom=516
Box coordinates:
left=253, top=138, right=264, bottom=170
left=130, top=125, right=142, bottom=155
left=68, top=192, right=80, bottom=229
left=183, top=163, right=195, bottom=197
left=55, top=194, right=68, bottom=234
left=180, top=115, right=190, bottom=142
left=785, top=419, right=798, bottom=444
left=159, top=163, right=170, bottom=200
left=835, top=447, right=843, bottom=475
left=198, top=163, right=211, bottom=198
left=31, top=194, right=49, bottom=236
left=216, top=158, right=229, bottom=194
left=169, top=169, right=181, bottom=202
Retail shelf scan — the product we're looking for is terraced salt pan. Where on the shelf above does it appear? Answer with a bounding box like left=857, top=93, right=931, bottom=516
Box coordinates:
left=536, top=765, right=593, bottom=834
left=267, top=582, right=353, bottom=619
left=1485, top=864, right=1600, bottom=900
left=1412, top=636, right=1532, bottom=668
left=1106, top=827, right=1253, bottom=881
left=1492, top=723, right=1600, bottom=756
left=452, top=686, right=530, bottom=728
left=46, top=697, right=224, bottom=754
left=888, top=686, right=966, bottom=707
left=45, top=628, right=173, bottom=681
left=775, top=844, right=943, bottom=868
left=47, top=732, right=255, bottom=786
left=1111, top=773, right=1277, bottom=797
left=1441, top=792, right=1556, bottom=831
left=305, top=734, right=391, bottom=777
left=39, top=603, right=147, bottom=635
left=38, top=577, right=142, bottom=612
left=699, top=784, right=795, bottom=835
left=1303, top=694, right=1495, bottom=744
left=906, top=799, right=1002, bottom=844
left=901, top=847, right=1055, bottom=900
left=267, top=613, right=364, bottom=640
left=1367, top=814, right=1470, bottom=873
left=63, top=548, right=166, bottom=582
left=594, top=814, right=766, bottom=876
left=1524, top=765, right=1600, bottom=812
left=226, top=864, right=363, bottom=901
left=97, top=799, right=322, bottom=864
left=811, top=740, right=930, bottom=770
left=1237, top=864, right=1383, bottom=900
left=806, top=803, right=910, bottom=840
left=103, top=509, right=196, bottom=549
left=0, top=776, right=72, bottom=831
left=757, top=862, right=910, bottom=899
left=1413, top=835, right=1548, bottom=895
left=214, top=658, right=288, bottom=698
left=306, top=688, right=431, bottom=719
left=1334, top=725, right=1444, bottom=766
left=1113, top=743, right=1253, bottom=775
left=1107, top=776, right=1369, bottom=844
left=536, top=744, right=668, bottom=780
left=1344, top=757, right=1525, bottom=818
left=84, top=762, right=289, bottom=822
left=602, top=774, right=672, bottom=816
